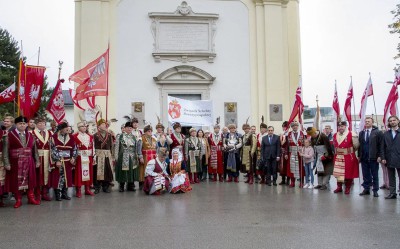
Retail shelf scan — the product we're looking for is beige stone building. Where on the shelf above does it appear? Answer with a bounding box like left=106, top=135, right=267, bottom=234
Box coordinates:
left=74, top=0, right=301, bottom=133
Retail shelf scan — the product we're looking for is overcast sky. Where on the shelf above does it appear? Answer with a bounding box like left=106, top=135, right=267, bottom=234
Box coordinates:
left=0, top=0, right=398, bottom=115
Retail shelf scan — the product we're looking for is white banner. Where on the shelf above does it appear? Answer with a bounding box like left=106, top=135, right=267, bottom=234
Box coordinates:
left=167, top=96, right=213, bottom=126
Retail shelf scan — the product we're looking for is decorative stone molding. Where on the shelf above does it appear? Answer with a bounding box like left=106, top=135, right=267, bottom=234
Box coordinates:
left=153, top=65, right=216, bottom=85
left=149, top=1, right=219, bottom=63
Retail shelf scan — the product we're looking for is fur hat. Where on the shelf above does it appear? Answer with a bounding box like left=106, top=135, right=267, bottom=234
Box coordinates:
left=290, top=121, right=299, bottom=128
left=97, top=118, right=107, bottom=126
left=242, top=117, right=250, bottom=130
left=125, top=122, right=133, bottom=128
left=227, top=124, right=236, bottom=129
left=214, top=117, right=221, bottom=129
left=57, top=122, right=69, bottom=130
left=35, top=117, right=46, bottom=124
left=77, top=121, right=87, bottom=128
left=15, top=116, right=28, bottom=124
left=260, top=115, right=267, bottom=129
left=155, top=115, right=164, bottom=129
left=144, top=125, right=153, bottom=133
left=306, top=127, right=317, bottom=136
left=189, top=127, right=197, bottom=134
left=173, top=122, right=181, bottom=130
left=339, top=121, right=348, bottom=126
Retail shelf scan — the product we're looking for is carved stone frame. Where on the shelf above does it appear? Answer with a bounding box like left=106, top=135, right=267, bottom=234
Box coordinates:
left=149, top=1, right=219, bottom=63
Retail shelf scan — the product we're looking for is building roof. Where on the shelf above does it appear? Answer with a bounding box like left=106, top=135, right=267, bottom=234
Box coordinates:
left=62, top=90, right=73, bottom=106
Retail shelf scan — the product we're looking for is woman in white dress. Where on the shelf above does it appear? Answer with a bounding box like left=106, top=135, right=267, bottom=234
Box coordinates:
left=169, top=148, right=192, bottom=194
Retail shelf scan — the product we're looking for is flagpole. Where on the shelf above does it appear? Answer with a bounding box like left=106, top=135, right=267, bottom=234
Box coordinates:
left=37, top=47, right=40, bottom=65
left=105, top=44, right=110, bottom=122
left=13, top=76, right=16, bottom=116
left=369, top=72, right=379, bottom=128
left=351, top=76, right=357, bottom=132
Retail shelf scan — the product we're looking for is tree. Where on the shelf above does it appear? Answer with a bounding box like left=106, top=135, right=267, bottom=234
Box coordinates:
left=0, top=27, right=54, bottom=120
left=389, top=4, right=400, bottom=59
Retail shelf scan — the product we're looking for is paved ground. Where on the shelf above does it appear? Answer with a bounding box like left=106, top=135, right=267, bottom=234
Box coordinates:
left=1, top=176, right=400, bottom=249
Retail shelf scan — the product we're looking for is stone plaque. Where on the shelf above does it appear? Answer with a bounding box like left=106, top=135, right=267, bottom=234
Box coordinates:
left=224, top=102, right=237, bottom=127
left=132, top=102, right=146, bottom=129
left=269, top=104, right=283, bottom=121
left=149, top=1, right=218, bottom=63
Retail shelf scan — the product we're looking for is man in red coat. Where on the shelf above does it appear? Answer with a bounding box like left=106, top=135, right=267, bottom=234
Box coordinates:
left=3, top=116, right=40, bottom=208
left=73, top=121, right=94, bottom=197
left=333, top=121, right=360, bottom=194
left=31, top=117, right=53, bottom=202
left=208, top=123, right=224, bottom=182
left=167, top=122, right=185, bottom=158
left=50, top=122, right=77, bottom=201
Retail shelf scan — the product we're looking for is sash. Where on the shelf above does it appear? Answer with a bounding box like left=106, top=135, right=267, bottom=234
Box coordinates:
left=11, top=148, right=33, bottom=190
left=210, top=146, right=218, bottom=169
left=0, top=152, right=5, bottom=186
left=242, top=145, right=251, bottom=171
left=96, top=149, right=112, bottom=180
left=289, top=146, right=300, bottom=178
left=38, top=149, right=50, bottom=185
left=80, top=152, right=90, bottom=182
left=189, top=150, right=199, bottom=172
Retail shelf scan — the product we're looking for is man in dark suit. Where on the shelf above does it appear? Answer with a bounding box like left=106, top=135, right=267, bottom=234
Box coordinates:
left=358, top=117, right=383, bottom=197
left=261, top=126, right=281, bottom=186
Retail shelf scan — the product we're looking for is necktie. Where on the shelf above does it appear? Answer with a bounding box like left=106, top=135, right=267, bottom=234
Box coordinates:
left=269, top=135, right=272, bottom=143
left=366, top=130, right=370, bottom=142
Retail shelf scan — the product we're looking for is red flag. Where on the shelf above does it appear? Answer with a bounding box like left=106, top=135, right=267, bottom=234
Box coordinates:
left=343, top=81, right=354, bottom=131
left=287, top=78, right=304, bottom=129
left=69, top=89, right=85, bottom=110
left=23, top=65, right=46, bottom=118
left=0, top=83, right=16, bottom=104
left=69, top=48, right=109, bottom=101
left=17, top=59, right=26, bottom=115
left=358, top=76, right=374, bottom=130
left=383, top=71, right=400, bottom=128
left=332, top=82, right=340, bottom=117
left=46, top=79, right=65, bottom=124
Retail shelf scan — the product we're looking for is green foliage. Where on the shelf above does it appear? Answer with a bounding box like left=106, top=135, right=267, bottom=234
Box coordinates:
left=389, top=4, right=400, bottom=59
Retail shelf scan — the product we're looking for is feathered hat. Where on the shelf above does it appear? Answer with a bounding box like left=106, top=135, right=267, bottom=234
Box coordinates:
left=260, top=116, right=267, bottom=129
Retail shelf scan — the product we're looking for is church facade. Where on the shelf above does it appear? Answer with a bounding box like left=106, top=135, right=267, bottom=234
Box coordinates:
left=74, top=0, right=301, bottom=131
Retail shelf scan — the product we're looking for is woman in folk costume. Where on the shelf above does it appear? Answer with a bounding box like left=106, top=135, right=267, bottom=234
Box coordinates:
left=333, top=121, right=359, bottom=194
left=285, top=121, right=306, bottom=188
left=197, top=129, right=210, bottom=181
left=143, top=148, right=170, bottom=195
left=224, top=124, right=243, bottom=183
left=168, top=148, right=192, bottom=194
left=73, top=121, right=95, bottom=197
left=279, top=121, right=291, bottom=186
left=241, top=118, right=257, bottom=185
left=93, top=119, right=114, bottom=194
left=115, top=119, right=143, bottom=192
left=208, top=118, right=225, bottom=182
left=140, top=125, right=157, bottom=190
left=3, top=116, right=40, bottom=208
left=185, top=128, right=202, bottom=184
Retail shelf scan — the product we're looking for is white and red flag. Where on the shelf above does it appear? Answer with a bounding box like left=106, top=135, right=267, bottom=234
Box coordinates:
left=358, top=76, right=374, bottom=130
left=287, top=77, right=304, bottom=129
left=343, top=81, right=354, bottom=131
left=332, top=81, right=340, bottom=131
left=0, top=83, right=16, bottom=104
left=383, top=70, right=400, bottom=128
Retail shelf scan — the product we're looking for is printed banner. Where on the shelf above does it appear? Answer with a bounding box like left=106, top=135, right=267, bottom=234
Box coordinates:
left=167, top=96, right=212, bottom=126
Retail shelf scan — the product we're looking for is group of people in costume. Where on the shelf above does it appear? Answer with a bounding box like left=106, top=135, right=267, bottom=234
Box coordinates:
left=1, top=112, right=399, bottom=209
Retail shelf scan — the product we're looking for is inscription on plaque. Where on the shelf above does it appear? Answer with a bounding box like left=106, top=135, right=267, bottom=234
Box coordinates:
left=159, top=23, right=209, bottom=51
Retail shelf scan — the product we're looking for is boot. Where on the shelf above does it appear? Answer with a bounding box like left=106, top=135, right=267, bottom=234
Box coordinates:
left=127, top=182, right=136, bottom=191
left=245, top=174, right=250, bottom=183
left=286, top=177, right=291, bottom=186
left=85, top=185, right=95, bottom=196
left=35, top=187, right=41, bottom=204
left=14, top=191, right=22, bottom=208
left=139, top=182, right=144, bottom=190
left=344, top=179, right=352, bottom=195
left=94, top=184, right=101, bottom=194
left=119, top=182, right=125, bottom=192
left=41, top=187, right=51, bottom=201
left=334, top=182, right=343, bottom=193
left=27, top=189, right=40, bottom=205
left=102, top=183, right=111, bottom=193
left=61, top=188, right=71, bottom=200
left=248, top=175, right=254, bottom=185
left=279, top=176, right=286, bottom=185
left=189, top=173, right=194, bottom=184
left=227, top=176, right=233, bottom=182
left=194, top=173, right=200, bottom=183
left=234, top=177, right=239, bottom=183
left=0, top=197, right=5, bottom=207
left=201, top=172, right=207, bottom=181
left=260, top=176, right=265, bottom=184
left=212, top=174, right=217, bottom=182
left=54, top=189, right=62, bottom=201
left=219, top=174, right=224, bottom=182
left=299, top=178, right=304, bottom=188
left=289, top=178, right=295, bottom=188
left=76, top=187, right=82, bottom=198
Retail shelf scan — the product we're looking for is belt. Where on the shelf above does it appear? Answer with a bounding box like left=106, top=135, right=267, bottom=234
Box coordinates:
left=38, top=149, right=49, bottom=157
left=336, top=147, right=354, bottom=155
left=78, top=150, right=92, bottom=156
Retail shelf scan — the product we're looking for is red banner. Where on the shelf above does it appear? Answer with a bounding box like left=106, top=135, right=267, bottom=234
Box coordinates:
left=343, top=82, right=354, bottom=131
left=46, top=79, right=65, bottom=124
left=0, top=83, right=16, bottom=104
left=69, top=48, right=109, bottom=101
left=286, top=78, right=304, bottom=129
left=18, top=59, right=26, bottom=115
left=23, top=65, right=46, bottom=118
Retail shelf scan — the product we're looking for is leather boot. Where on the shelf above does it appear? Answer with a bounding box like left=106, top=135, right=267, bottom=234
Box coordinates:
left=212, top=174, right=217, bottom=182
left=245, top=173, right=250, bottom=183
left=344, top=179, right=352, bottom=195
left=227, top=176, right=233, bottom=182
left=54, top=189, right=62, bottom=201
left=234, top=177, right=239, bottom=183
left=35, top=187, right=41, bottom=204
left=94, top=184, right=101, bottom=194
left=260, top=175, right=265, bottom=184
left=27, top=189, right=40, bottom=205
left=127, top=182, right=136, bottom=191
left=279, top=176, right=286, bottom=185
left=119, top=182, right=125, bottom=192
left=85, top=185, right=95, bottom=196
left=61, top=188, right=71, bottom=200
left=139, top=182, right=144, bottom=190
left=219, top=174, right=224, bottom=182
left=102, top=183, right=111, bottom=193
left=76, top=187, right=82, bottom=198
left=286, top=177, right=291, bottom=186
left=189, top=173, right=194, bottom=184
left=334, top=182, right=343, bottom=193
left=41, top=187, right=51, bottom=201
left=14, top=191, right=22, bottom=208
left=248, top=175, right=254, bottom=185
left=289, top=178, right=295, bottom=188
left=194, top=173, right=200, bottom=183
